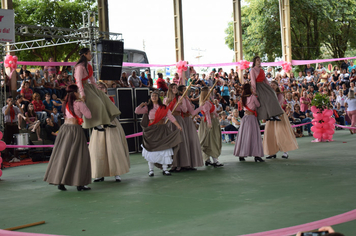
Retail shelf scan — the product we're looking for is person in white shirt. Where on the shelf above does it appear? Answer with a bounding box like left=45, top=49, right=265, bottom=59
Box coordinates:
left=345, top=90, right=356, bottom=134
left=305, top=71, right=314, bottom=86
left=336, top=89, right=347, bottom=109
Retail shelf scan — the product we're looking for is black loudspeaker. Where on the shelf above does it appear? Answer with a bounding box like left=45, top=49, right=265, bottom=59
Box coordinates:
left=93, top=39, right=124, bottom=80
left=116, top=88, right=134, bottom=120
left=134, top=88, right=150, bottom=119
left=121, top=121, right=137, bottom=153
left=136, top=119, right=143, bottom=152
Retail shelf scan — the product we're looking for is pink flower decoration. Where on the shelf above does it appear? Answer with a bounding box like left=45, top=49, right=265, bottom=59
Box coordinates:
left=4, top=54, right=17, bottom=71
left=239, top=60, right=250, bottom=70
left=282, top=61, right=292, bottom=72
left=176, top=60, right=188, bottom=77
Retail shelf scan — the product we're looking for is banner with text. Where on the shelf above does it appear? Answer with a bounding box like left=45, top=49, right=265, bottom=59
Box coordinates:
left=0, top=9, right=15, bottom=43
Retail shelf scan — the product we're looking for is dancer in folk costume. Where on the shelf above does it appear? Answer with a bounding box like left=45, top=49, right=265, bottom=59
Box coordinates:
left=135, top=91, right=182, bottom=176
left=89, top=82, right=130, bottom=183
left=177, top=85, right=204, bottom=170
left=74, top=48, right=120, bottom=130
left=164, top=83, right=191, bottom=172
left=198, top=87, right=224, bottom=167
left=250, top=56, right=284, bottom=121
left=263, top=81, right=298, bottom=159
left=44, top=85, right=92, bottom=191
left=233, top=83, right=264, bottom=162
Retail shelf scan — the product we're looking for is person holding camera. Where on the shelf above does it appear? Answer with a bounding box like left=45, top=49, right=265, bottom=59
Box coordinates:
left=2, top=96, right=24, bottom=160
left=296, top=225, right=344, bottom=236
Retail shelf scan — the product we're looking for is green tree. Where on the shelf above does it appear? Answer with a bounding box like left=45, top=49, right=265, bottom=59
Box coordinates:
left=225, top=0, right=356, bottom=62
left=6, top=0, right=97, bottom=63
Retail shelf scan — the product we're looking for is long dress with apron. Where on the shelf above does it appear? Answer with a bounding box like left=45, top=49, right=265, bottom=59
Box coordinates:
left=75, top=63, right=121, bottom=129
left=250, top=67, right=284, bottom=120
left=263, top=93, right=298, bottom=155
left=164, top=97, right=191, bottom=169
left=198, top=101, right=222, bottom=161
left=182, top=97, right=204, bottom=167
left=135, top=104, right=182, bottom=167
left=44, top=101, right=92, bottom=186
left=233, top=95, right=264, bottom=157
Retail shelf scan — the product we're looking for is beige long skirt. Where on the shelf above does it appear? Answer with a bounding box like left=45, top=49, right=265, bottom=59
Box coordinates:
left=198, top=117, right=222, bottom=158
left=89, top=119, right=130, bottom=178
left=183, top=117, right=204, bottom=167
left=43, top=124, right=91, bottom=186
left=83, top=83, right=121, bottom=129
left=262, top=112, right=299, bottom=155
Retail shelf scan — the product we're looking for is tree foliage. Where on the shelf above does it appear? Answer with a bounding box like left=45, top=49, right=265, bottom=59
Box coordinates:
left=225, top=0, right=356, bottom=62
left=7, top=0, right=97, bottom=63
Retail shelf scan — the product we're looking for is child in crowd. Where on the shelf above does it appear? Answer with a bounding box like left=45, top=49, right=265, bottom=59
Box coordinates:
left=51, top=107, right=61, bottom=126
left=26, top=103, right=42, bottom=141
left=219, top=112, right=231, bottom=143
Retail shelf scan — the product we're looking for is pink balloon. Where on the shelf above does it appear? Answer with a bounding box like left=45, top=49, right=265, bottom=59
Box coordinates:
left=329, top=118, right=336, bottom=124
left=322, top=116, right=330, bottom=123
left=327, top=134, right=333, bottom=140
left=311, top=106, right=320, bottom=114
left=323, top=123, right=331, bottom=130
left=324, top=109, right=333, bottom=117
left=0, top=169, right=2, bottom=177
left=326, top=129, right=335, bottom=135
left=314, top=122, right=323, bottom=129
left=311, top=126, right=317, bottom=132
left=0, top=141, right=6, bottom=151
left=322, top=132, right=330, bottom=140
left=313, top=132, right=322, bottom=139
left=0, top=131, right=3, bottom=140
left=314, top=113, right=323, bottom=120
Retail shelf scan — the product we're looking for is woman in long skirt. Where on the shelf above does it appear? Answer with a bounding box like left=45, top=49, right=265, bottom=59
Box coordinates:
left=89, top=82, right=130, bottom=182
left=198, top=87, right=223, bottom=167
left=74, top=48, right=121, bottom=130
left=44, top=85, right=92, bottom=191
left=135, top=91, right=182, bottom=176
left=263, top=81, right=298, bottom=159
left=233, top=83, right=264, bottom=162
left=250, top=56, right=284, bottom=121
left=178, top=85, right=204, bottom=170
left=164, top=83, right=190, bottom=172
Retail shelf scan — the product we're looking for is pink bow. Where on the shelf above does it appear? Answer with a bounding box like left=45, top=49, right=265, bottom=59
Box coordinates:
left=282, top=61, right=292, bottom=72
left=176, top=60, right=188, bottom=77
left=239, top=60, right=250, bottom=70
left=4, top=54, right=18, bottom=71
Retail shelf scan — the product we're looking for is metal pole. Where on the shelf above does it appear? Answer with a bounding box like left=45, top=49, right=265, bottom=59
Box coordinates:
left=279, top=0, right=292, bottom=64
left=233, top=0, right=243, bottom=83
left=173, top=0, right=185, bottom=84
left=97, top=0, right=109, bottom=39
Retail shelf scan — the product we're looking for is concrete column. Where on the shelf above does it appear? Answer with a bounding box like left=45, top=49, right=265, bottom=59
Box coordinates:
left=173, top=0, right=185, bottom=84
left=233, top=0, right=243, bottom=83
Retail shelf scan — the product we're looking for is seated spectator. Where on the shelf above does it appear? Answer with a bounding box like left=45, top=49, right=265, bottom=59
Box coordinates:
left=214, top=99, right=223, bottom=113
left=339, top=69, right=350, bottom=87
left=296, top=225, right=344, bottom=236
left=31, top=92, right=47, bottom=123
left=300, top=91, right=311, bottom=113
left=220, top=82, right=230, bottom=106
left=285, top=105, right=301, bottom=137
left=331, top=70, right=340, bottom=90
left=224, top=105, right=232, bottom=116
left=350, top=68, right=356, bottom=83
left=17, top=70, right=33, bottom=92
left=44, top=57, right=57, bottom=76
left=333, top=102, right=345, bottom=127
left=45, top=117, right=59, bottom=143
left=16, top=95, right=26, bottom=129
left=51, top=107, right=61, bottom=126
left=120, top=72, right=129, bottom=87
left=56, top=74, right=67, bottom=98
left=20, top=81, right=33, bottom=112
left=305, top=71, right=314, bottom=87
left=25, top=103, right=42, bottom=141
left=50, top=74, right=62, bottom=98
left=336, top=89, right=347, bottom=109
left=128, top=71, right=142, bottom=88
left=165, top=77, right=171, bottom=86
left=226, top=109, right=240, bottom=144
left=173, top=73, right=180, bottom=84
left=219, top=112, right=231, bottom=143
left=2, top=96, right=23, bottom=160
left=51, top=93, right=63, bottom=113
left=318, top=68, right=328, bottom=86
left=341, top=83, right=349, bottom=96
left=43, top=93, right=54, bottom=115
left=140, top=72, right=149, bottom=87
left=42, top=71, right=53, bottom=96
left=293, top=104, right=312, bottom=136
left=33, top=70, right=48, bottom=99
left=285, top=92, right=295, bottom=111
left=156, top=73, right=168, bottom=91
left=189, top=88, right=200, bottom=109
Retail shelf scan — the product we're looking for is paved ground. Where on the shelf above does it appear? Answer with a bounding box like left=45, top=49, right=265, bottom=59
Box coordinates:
left=0, top=130, right=355, bottom=236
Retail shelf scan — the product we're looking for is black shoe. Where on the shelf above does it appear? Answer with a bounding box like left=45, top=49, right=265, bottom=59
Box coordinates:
left=163, top=171, right=172, bottom=176
left=94, top=127, right=105, bottom=132
left=148, top=171, right=154, bottom=177
left=281, top=154, right=289, bottom=159
left=93, top=177, right=104, bottom=182
left=266, top=155, right=276, bottom=159
left=213, top=162, right=224, bottom=167
left=189, top=167, right=197, bottom=171
left=107, top=124, right=116, bottom=128
left=239, top=157, right=246, bottom=162
left=77, top=186, right=91, bottom=191
left=205, top=161, right=214, bottom=166
left=58, top=184, right=67, bottom=191
left=273, top=116, right=281, bottom=121
left=254, top=157, right=265, bottom=162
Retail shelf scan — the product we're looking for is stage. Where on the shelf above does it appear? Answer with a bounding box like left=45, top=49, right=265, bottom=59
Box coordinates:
left=0, top=130, right=355, bottom=236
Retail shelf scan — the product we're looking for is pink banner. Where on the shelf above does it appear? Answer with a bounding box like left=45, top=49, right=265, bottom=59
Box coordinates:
left=240, top=209, right=356, bottom=236
left=2, top=55, right=355, bottom=68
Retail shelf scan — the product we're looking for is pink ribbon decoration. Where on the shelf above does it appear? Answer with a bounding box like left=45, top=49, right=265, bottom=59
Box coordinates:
left=239, top=60, right=250, bottom=70
left=282, top=61, right=292, bottom=72
left=176, top=60, right=188, bottom=77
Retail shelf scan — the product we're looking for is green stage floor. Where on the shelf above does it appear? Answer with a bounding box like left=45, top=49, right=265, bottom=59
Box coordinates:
left=0, top=130, right=355, bottom=236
